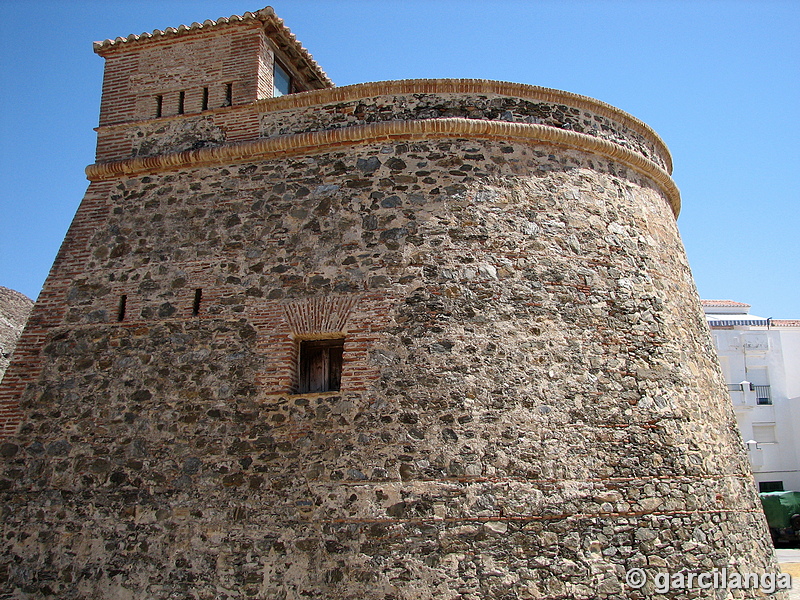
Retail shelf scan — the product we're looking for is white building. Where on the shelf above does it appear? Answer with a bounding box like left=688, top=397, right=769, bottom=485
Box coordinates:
left=703, top=300, right=800, bottom=492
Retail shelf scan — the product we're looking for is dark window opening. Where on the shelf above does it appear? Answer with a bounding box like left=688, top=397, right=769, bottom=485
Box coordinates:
left=759, top=481, right=785, bottom=493
left=178, top=91, right=185, bottom=114
left=223, top=83, right=232, bottom=107
left=117, top=295, right=127, bottom=322
left=273, top=62, right=292, bottom=97
left=192, top=289, right=202, bottom=316
left=202, top=87, right=209, bottom=111
left=298, top=338, right=344, bottom=393
left=155, top=95, right=163, bottom=118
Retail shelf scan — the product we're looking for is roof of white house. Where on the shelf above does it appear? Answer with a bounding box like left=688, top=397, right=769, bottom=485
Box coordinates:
left=701, top=300, right=799, bottom=328
left=701, top=300, right=751, bottom=309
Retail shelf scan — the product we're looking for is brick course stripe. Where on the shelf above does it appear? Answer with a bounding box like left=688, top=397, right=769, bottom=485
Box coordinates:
left=313, top=507, right=765, bottom=526
left=86, top=117, right=682, bottom=217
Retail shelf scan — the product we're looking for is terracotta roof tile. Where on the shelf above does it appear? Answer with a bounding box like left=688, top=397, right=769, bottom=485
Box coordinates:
left=772, top=320, right=800, bottom=327
left=700, top=300, right=751, bottom=308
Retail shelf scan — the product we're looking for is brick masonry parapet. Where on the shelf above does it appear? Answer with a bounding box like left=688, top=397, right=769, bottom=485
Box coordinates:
left=95, top=81, right=672, bottom=171
left=112, top=84, right=670, bottom=173
left=259, top=89, right=670, bottom=172
left=96, top=80, right=671, bottom=172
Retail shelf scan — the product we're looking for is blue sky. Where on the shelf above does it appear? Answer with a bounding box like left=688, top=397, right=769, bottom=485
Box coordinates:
left=0, top=0, right=798, bottom=318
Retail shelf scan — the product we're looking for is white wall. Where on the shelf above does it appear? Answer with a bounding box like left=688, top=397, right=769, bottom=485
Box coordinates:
left=709, top=323, right=800, bottom=491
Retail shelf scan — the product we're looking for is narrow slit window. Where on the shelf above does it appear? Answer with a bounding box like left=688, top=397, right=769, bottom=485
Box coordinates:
left=223, top=83, right=232, bottom=107
left=117, top=295, right=127, bottom=322
left=192, top=289, right=202, bottom=316
left=178, top=91, right=185, bottom=114
left=155, top=95, right=163, bottom=118
left=298, top=338, right=344, bottom=393
left=202, top=87, right=209, bottom=111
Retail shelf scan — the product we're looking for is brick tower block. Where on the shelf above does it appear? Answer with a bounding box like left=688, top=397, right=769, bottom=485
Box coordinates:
left=0, top=6, right=782, bottom=599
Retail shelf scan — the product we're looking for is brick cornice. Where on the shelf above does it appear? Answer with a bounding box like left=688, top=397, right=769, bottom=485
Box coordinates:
left=86, top=117, right=681, bottom=217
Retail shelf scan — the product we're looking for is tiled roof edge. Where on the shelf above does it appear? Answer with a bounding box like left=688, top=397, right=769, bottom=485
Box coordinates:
left=701, top=300, right=751, bottom=308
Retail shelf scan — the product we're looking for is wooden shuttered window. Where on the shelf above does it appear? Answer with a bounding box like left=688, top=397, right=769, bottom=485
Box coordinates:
left=298, top=338, right=344, bottom=393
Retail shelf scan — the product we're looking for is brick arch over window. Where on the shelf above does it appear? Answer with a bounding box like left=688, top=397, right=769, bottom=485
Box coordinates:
left=253, top=293, right=391, bottom=397
left=281, top=295, right=360, bottom=337
left=281, top=295, right=361, bottom=394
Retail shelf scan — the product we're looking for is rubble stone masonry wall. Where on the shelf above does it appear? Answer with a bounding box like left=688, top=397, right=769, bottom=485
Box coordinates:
left=0, top=79, right=781, bottom=598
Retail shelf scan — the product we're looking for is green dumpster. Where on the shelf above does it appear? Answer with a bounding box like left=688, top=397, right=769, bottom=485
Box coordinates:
left=759, top=491, right=800, bottom=544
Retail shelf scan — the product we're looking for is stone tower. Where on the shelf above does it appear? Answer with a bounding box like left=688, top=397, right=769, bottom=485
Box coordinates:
left=0, top=6, right=782, bottom=599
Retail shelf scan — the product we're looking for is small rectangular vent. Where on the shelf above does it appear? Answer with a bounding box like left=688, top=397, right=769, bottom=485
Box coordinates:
left=192, top=289, right=202, bottom=316
left=117, top=295, right=127, bottom=322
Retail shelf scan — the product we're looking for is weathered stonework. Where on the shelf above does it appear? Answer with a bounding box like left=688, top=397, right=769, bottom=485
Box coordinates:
left=128, top=116, right=227, bottom=157
left=0, top=287, right=33, bottom=384
left=0, top=6, right=782, bottom=600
